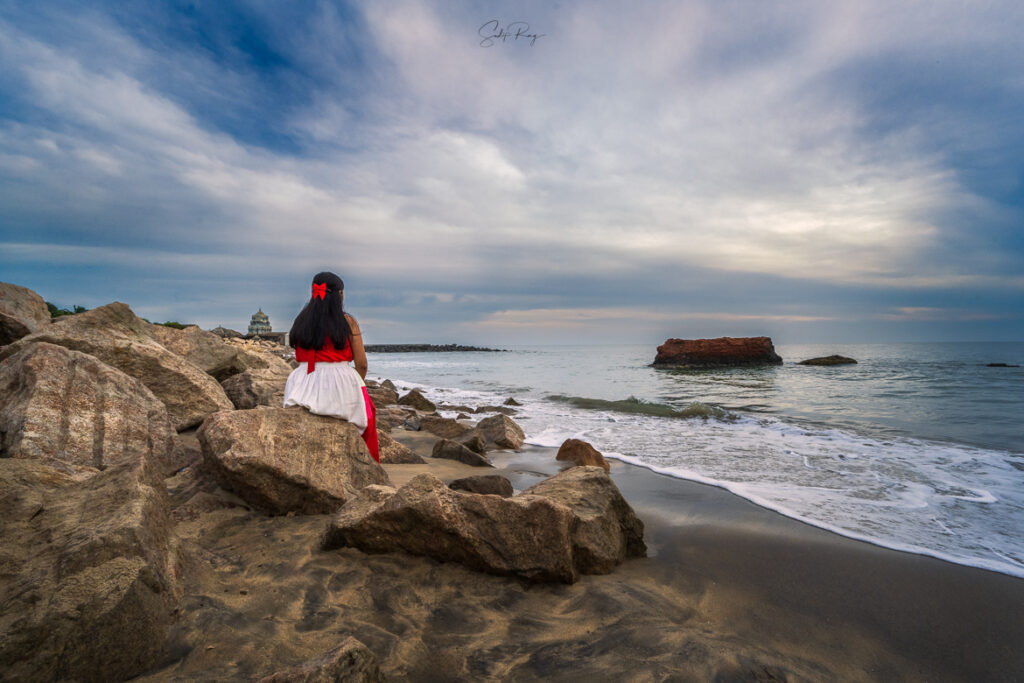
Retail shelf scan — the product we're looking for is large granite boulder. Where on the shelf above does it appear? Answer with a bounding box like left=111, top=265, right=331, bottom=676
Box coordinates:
left=449, top=474, right=514, bottom=497
left=219, top=357, right=293, bottom=409
left=226, top=339, right=295, bottom=373
left=380, top=405, right=416, bottom=429
left=257, top=636, right=385, bottom=683
left=0, top=342, right=176, bottom=479
left=0, top=282, right=51, bottom=345
left=456, top=432, right=487, bottom=455
left=420, top=414, right=471, bottom=439
left=471, top=414, right=525, bottom=451
left=322, top=474, right=579, bottom=583
left=432, top=438, right=493, bottom=467
left=556, top=438, right=610, bottom=472
left=378, top=430, right=426, bottom=464
left=148, top=324, right=242, bottom=381
left=526, top=466, right=646, bottom=574
left=397, top=388, right=436, bottom=412
left=0, top=303, right=233, bottom=430
left=0, top=458, right=178, bottom=682
left=364, top=382, right=398, bottom=407
left=198, top=407, right=390, bottom=515
left=653, top=336, right=783, bottom=367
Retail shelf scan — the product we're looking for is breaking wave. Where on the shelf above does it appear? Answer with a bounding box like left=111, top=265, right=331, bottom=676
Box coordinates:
left=546, top=394, right=733, bottom=420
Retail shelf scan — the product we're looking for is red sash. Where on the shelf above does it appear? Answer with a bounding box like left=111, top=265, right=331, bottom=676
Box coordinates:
left=295, top=336, right=353, bottom=374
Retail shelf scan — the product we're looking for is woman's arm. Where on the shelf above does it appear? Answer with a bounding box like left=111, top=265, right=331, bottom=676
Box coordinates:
left=346, top=314, right=368, bottom=379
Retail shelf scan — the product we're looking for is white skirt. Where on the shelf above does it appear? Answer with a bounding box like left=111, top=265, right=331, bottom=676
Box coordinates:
left=282, top=362, right=369, bottom=432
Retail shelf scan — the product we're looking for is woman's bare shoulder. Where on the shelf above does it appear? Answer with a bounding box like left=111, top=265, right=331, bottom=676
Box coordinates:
left=345, top=313, right=361, bottom=332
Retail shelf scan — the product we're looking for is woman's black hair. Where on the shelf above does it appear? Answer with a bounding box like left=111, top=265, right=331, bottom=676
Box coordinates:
left=288, top=271, right=352, bottom=350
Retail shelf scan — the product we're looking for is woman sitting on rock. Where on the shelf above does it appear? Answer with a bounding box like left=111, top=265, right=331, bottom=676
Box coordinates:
left=283, top=271, right=379, bottom=462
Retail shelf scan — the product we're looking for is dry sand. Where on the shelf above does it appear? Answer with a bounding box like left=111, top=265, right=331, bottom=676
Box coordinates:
left=138, top=430, right=1024, bottom=682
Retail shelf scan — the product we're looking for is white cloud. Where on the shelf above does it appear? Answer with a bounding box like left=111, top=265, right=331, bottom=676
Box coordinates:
left=1, top=2, right=1022, bottom=341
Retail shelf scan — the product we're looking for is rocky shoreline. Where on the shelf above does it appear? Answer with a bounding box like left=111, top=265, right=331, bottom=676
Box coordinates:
left=0, top=282, right=644, bottom=681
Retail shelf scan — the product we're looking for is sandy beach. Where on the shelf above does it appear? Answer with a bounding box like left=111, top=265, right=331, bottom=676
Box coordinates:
left=138, top=429, right=1024, bottom=682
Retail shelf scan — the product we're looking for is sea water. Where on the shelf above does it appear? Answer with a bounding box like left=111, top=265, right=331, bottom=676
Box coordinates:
left=366, top=343, right=1024, bottom=578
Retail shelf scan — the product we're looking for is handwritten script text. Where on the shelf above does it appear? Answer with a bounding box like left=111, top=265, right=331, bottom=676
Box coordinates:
left=479, top=20, right=545, bottom=47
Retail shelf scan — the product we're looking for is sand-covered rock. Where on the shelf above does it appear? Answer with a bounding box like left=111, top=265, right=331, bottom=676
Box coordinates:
left=798, top=355, right=858, bottom=366
left=471, top=414, right=525, bottom=451
left=148, top=323, right=242, bottom=380
left=0, top=459, right=178, bottom=682
left=198, top=407, right=390, bottom=515
left=419, top=414, right=471, bottom=439
left=0, top=342, right=175, bottom=479
left=556, top=438, right=611, bottom=472
left=257, top=636, right=385, bottom=683
left=378, top=430, right=426, bottom=464
left=653, top=336, right=783, bottom=367
left=0, top=282, right=51, bottom=345
left=322, top=474, right=579, bottom=583
left=432, top=438, right=493, bottom=467
left=397, top=388, right=435, bottom=412
left=0, top=303, right=233, bottom=430
left=526, top=466, right=646, bottom=574
left=449, top=474, right=514, bottom=497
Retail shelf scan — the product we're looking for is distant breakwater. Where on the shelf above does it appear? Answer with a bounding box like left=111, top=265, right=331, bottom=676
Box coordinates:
left=365, top=344, right=505, bottom=353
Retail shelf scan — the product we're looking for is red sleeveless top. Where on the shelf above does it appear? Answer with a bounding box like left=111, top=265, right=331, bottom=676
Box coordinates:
left=295, top=336, right=352, bottom=374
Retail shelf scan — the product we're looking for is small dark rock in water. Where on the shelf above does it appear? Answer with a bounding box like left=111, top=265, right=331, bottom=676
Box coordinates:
left=504, top=397, right=522, bottom=406
left=475, top=405, right=517, bottom=415
left=798, top=355, right=858, bottom=366
left=364, top=343, right=504, bottom=353
left=986, top=362, right=1020, bottom=367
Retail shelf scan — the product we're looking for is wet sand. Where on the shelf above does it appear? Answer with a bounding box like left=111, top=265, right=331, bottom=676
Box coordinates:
left=139, top=431, right=1024, bottom=682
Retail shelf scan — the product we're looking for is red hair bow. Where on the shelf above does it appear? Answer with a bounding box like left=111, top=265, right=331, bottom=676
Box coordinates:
left=312, top=282, right=327, bottom=300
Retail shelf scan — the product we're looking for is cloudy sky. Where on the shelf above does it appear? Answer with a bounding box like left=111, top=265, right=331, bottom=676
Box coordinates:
left=1, top=1, right=1022, bottom=344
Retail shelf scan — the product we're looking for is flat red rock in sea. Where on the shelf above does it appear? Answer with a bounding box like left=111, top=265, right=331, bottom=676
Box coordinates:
left=653, top=336, right=783, bottom=367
